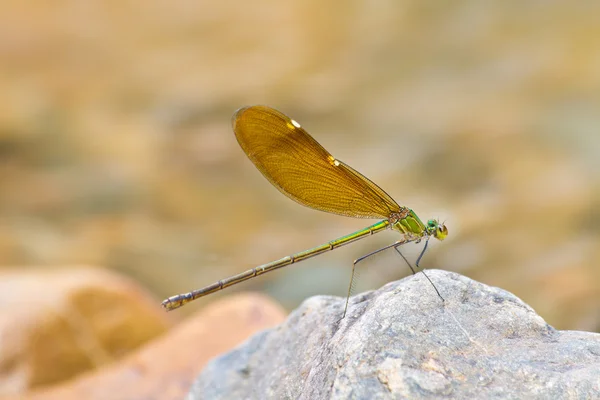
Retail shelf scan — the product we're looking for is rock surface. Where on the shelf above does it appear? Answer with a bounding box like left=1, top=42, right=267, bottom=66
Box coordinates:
left=189, top=270, right=600, bottom=400
left=19, top=292, right=286, bottom=400
left=0, top=267, right=171, bottom=395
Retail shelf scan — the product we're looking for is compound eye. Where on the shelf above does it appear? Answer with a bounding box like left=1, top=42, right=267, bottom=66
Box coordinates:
left=427, top=220, right=436, bottom=228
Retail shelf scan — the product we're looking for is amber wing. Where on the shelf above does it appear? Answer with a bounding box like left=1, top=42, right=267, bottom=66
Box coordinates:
left=232, top=106, right=401, bottom=219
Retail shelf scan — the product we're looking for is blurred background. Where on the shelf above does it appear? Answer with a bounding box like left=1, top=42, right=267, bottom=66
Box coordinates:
left=1, top=0, right=598, bottom=338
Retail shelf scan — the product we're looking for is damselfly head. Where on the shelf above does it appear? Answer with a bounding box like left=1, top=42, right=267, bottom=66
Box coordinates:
left=427, top=219, right=448, bottom=241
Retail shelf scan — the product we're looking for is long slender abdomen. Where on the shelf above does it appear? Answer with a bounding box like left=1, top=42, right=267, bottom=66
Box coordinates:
left=161, top=219, right=391, bottom=311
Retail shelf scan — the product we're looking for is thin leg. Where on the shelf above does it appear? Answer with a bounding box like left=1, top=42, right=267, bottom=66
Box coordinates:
left=407, top=238, right=444, bottom=302
left=341, top=257, right=358, bottom=319
left=415, top=238, right=429, bottom=268
left=342, top=240, right=410, bottom=319
left=393, top=247, right=416, bottom=275
left=353, top=240, right=408, bottom=266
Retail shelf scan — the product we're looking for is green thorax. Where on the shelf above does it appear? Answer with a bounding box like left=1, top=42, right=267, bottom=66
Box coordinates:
left=390, top=209, right=428, bottom=238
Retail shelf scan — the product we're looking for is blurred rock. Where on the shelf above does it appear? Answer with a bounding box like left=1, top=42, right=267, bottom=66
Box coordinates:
left=0, top=267, right=170, bottom=396
left=19, top=292, right=285, bottom=400
left=189, top=270, right=600, bottom=400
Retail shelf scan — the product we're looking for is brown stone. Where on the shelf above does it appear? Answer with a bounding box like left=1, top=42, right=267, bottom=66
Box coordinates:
left=19, top=292, right=285, bottom=400
left=0, top=267, right=171, bottom=396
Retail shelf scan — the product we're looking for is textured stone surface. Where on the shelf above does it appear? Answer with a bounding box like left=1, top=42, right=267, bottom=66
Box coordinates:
left=189, top=270, right=600, bottom=399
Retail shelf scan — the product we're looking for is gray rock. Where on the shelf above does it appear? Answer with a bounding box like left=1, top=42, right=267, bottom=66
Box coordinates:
left=188, top=270, right=600, bottom=400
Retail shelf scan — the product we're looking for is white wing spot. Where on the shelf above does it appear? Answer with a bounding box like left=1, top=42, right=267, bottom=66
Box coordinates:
left=333, top=159, right=340, bottom=166
left=291, top=119, right=301, bottom=128
left=328, top=155, right=340, bottom=166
